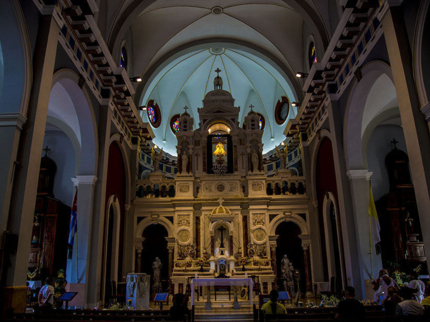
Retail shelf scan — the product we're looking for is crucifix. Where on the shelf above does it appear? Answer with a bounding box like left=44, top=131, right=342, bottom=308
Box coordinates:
left=391, top=138, right=398, bottom=149
left=249, top=104, right=254, bottom=112
left=218, top=226, right=227, bottom=249
left=215, top=68, right=221, bottom=76
left=183, top=106, right=189, bottom=113
left=43, top=146, right=51, bottom=157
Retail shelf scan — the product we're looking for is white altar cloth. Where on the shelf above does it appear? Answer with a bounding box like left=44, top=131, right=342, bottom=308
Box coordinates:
left=190, top=278, right=253, bottom=306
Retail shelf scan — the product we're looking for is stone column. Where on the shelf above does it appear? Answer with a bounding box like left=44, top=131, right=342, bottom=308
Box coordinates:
left=300, top=234, right=313, bottom=298
left=269, top=235, right=278, bottom=277
left=136, top=247, right=142, bottom=273
left=229, top=234, right=234, bottom=257
left=382, top=4, right=430, bottom=267
left=4, top=14, right=59, bottom=293
left=210, top=232, right=215, bottom=255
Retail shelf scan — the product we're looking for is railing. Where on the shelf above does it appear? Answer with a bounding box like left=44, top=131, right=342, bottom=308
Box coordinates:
left=136, top=179, right=176, bottom=198
left=265, top=177, right=306, bottom=196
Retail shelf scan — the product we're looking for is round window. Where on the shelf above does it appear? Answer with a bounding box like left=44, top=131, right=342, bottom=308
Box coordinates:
left=170, top=114, right=180, bottom=133
left=146, top=100, right=161, bottom=128
left=274, top=97, right=289, bottom=125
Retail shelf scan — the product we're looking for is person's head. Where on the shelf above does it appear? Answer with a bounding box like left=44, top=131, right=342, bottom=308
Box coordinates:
left=344, top=286, right=355, bottom=298
left=399, top=287, right=414, bottom=300
left=379, top=269, right=388, bottom=277
left=269, top=290, right=279, bottom=302
left=174, top=293, right=184, bottom=305
left=387, top=286, right=398, bottom=296
left=410, top=271, right=419, bottom=280
left=283, top=254, right=287, bottom=258
left=45, top=277, right=54, bottom=285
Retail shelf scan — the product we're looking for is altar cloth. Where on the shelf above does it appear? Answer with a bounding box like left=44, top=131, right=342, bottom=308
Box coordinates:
left=190, top=278, right=253, bottom=306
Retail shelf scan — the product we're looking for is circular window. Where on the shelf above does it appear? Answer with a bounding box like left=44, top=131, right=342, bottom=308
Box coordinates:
left=146, top=100, right=161, bottom=128
left=308, top=42, right=317, bottom=67
left=258, top=113, right=265, bottom=130
left=170, top=114, right=180, bottom=133
left=120, top=47, right=127, bottom=69
left=274, top=97, right=290, bottom=125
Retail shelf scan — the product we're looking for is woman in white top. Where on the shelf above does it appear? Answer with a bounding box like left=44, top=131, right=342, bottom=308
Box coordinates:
left=38, top=277, right=55, bottom=308
left=373, top=269, right=398, bottom=304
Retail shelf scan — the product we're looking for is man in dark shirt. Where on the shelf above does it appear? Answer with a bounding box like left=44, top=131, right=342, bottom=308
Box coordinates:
left=335, top=286, right=365, bottom=319
left=169, top=293, right=189, bottom=321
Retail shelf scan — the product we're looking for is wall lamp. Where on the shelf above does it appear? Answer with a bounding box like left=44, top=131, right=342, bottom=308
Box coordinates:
left=291, top=102, right=301, bottom=107
left=130, top=76, right=142, bottom=82
left=295, top=72, right=308, bottom=78
left=138, top=106, right=147, bottom=111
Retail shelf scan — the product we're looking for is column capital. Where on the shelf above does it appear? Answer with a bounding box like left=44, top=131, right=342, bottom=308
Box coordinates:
left=299, top=234, right=311, bottom=249
left=268, top=235, right=278, bottom=243
left=346, top=170, right=372, bottom=181
left=0, top=113, right=27, bottom=130
left=71, top=175, right=98, bottom=186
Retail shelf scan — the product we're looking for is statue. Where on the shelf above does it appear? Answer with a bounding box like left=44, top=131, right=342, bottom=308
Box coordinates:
left=181, top=152, right=188, bottom=173
left=137, top=275, right=148, bottom=298
left=151, top=147, right=163, bottom=172
left=152, top=257, right=162, bottom=286
left=214, top=68, right=223, bottom=90
left=276, top=146, right=288, bottom=169
left=281, top=254, right=294, bottom=282
left=213, top=142, right=227, bottom=156
left=252, top=150, right=259, bottom=172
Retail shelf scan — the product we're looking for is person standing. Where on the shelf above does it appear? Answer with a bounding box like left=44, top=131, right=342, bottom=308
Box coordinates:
left=335, top=286, right=365, bottom=319
left=407, top=271, right=426, bottom=303
left=38, top=277, right=54, bottom=308
left=373, top=269, right=398, bottom=304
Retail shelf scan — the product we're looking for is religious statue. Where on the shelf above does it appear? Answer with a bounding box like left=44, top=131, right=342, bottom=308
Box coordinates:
left=151, top=147, right=163, bottom=172
left=214, top=68, right=223, bottom=90
left=252, top=150, right=259, bottom=172
left=181, top=152, right=188, bottom=173
left=152, top=257, right=162, bottom=286
left=137, top=275, right=148, bottom=298
left=281, top=254, right=294, bottom=282
left=213, top=142, right=227, bottom=156
left=276, top=146, right=288, bottom=169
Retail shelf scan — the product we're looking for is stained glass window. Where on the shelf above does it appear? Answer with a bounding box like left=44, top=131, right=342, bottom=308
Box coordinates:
left=147, top=106, right=156, bottom=124
left=173, top=119, right=179, bottom=132
left=259, top=117, right=263, bottom=130
left=120, top=47, right=127, bottom=69
left=275, top=97, right=289, bottom=125
left=309, top=42, right=317, bottom=67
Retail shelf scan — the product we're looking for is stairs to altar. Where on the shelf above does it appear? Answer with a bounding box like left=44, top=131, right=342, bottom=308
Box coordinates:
left=194, top=306, right=254, bottom=322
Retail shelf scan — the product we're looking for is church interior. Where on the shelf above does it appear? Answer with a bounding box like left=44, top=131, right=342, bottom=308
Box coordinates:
left=1, top=0, right=430, bottom=320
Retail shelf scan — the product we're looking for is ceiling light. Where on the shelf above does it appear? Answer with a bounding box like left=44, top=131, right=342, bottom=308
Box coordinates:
left=138, top=106, right=147, bottom=111
left=154, top=145, right=158, bottom=149
left=163, top=140, right=166, bottom=144
left=291, top=102, right=301, bottom=107
left=281, top=142, right=285, bottom=146
left=271, top=137, right=275, bottom=142
left=295, top=72, right=308, bottom=78
left=131, top=76, right=142, bottom=82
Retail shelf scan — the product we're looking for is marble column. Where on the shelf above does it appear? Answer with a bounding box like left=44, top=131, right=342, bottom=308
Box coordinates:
left=4, top=14, right=59, bottom=288
left=382, top=4, right=430, bottom=267
left=302, top=243, right=313, bottom=298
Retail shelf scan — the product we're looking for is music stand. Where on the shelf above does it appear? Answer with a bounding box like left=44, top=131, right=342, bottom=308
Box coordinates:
left=154, top=293, right=168, bottom=310
left=58, top=292, right=78, bottom=310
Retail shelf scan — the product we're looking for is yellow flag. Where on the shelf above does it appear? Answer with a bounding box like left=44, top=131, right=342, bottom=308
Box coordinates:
left=369, top=183, right=381, bottom=245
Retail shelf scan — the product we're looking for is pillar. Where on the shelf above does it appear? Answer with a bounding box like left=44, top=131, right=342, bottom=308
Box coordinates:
left=300, top=234, right=313, bottom=298
left=269, top=235, right=278, bottom=277
left=210, top=233, right=214, bottom=255
left=229, top=234, right=233, bottom=257
left=168, top=245, right=174, bottom=293
left=382, top=3, right=430, bottom=267
left=3, top=14, right=59, bottom=310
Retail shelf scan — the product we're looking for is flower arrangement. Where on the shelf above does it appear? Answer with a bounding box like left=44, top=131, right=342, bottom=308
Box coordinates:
left=195, top=257, right=209, bottom=267
left=392, top=270, right=410, bottom=287
left=321, top=294, right=340, bottom=307
left=237, top=256, right=249, bottom=267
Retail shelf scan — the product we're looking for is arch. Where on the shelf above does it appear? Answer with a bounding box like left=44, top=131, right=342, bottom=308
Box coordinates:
left=269, top=213, right=309, bottom=236
left=101, top=194, right=122, bottom=304
left=310, top=129, right=333, bottom=206
left=0, top=0, right=31, bottom=115
left=343, top=61, right=395, bottom=170
left=109, top=133, right=132, bottom=205
left=210, top=220, right=234, bottom=236
left=51, top=69, right=98, bottom=175
left=322, top=192, right=346, bottom=290
left=135, top=216, right=175, bottom=238
left=413, top=0, right=430, bottom=109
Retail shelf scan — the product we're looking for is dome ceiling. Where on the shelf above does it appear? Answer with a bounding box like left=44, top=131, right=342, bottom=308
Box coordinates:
left=140, top=45, right=298, bottom=156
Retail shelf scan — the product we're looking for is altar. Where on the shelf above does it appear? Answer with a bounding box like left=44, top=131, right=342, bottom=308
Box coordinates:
left=190, top=278, right=253, bottom=310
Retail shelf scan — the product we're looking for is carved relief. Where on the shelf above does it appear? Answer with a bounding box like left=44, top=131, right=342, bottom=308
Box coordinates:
left=178, top=215, right=190, bottom=227
left=204, top=184, right=212, bottom=193
left=252, top=214, right=265, bottom=226
left=216, top=184, right=225, bottom=192
left=178, top=230, right=191, bottom=243
left=253, top=228, right=267, bottom=242
left=251, top=182, right=263, bottom=191
left=178, top=184, right=190, bottom=193
left=230, top=183, right=238, bottom=192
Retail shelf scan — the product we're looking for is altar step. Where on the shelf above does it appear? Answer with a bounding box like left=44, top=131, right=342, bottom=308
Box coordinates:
left=194, top=306, right=254, bottom=322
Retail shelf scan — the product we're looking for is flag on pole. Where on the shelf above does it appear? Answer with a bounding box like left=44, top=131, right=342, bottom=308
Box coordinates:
left=68, top=189, right=78, bottom=259
left=369, top=183, right=381, bottom=246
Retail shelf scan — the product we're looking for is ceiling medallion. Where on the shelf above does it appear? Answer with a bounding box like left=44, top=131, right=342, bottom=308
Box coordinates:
left=211, top=6, right=223, bottom=15
left=210, top=47, right=225, bottom=55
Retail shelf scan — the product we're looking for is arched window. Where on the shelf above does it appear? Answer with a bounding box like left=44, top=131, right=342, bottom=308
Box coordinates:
left=146, top=100, right=161, bottom=128
left=308, top=42, right=317, bottom=67
left=274, top=97, right=290, bottom=125
left=170, top=114, right=180, bottom=133
left=120, top=47, right=127, bottom=69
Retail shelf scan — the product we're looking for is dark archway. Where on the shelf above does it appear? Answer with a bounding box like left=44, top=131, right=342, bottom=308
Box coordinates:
left=141, top=224, right=169, bottom=291
left=276, top=221, right=305, bottom=293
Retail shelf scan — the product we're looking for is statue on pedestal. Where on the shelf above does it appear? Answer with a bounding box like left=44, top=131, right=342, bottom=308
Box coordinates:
left=151, top=147, right=163, bottom=172
left=276, top=146, right=287, bottom=169
left=152, top=257, right=162, bottom=290
left=252, top=150, right=259, bottom=172
left=281, top=254, right=294, bottom=282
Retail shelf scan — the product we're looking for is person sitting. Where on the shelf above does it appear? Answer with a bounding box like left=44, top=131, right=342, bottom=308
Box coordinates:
left=407, top=271, right=426, bottom=303
left=382, top=286, right=402, bottom=315
left=169, top=293, right=190, bottom=320
left=38, top=277, right=54, bottom=309
left=335, top=286, right=365, bottom=319
left=261, top=290, right=287, bottom=315
left=395, top=287, right=424, bottom=316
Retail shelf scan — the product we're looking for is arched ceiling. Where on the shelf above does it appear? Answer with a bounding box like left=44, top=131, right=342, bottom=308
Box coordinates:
left=140, top=45, right=298, bottom=156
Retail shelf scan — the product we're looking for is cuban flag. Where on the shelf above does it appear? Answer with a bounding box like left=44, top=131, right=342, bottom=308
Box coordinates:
left=68, top=190, right=78, bottom=259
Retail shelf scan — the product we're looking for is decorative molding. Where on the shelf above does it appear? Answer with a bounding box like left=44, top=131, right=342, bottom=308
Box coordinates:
left=0, top=113, right=27, bottom=130
left=420, top=103, right=430, bottom=121
left=346, top=170, right=372, bottom=181
left=71, top=175, right=98, bottom=186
